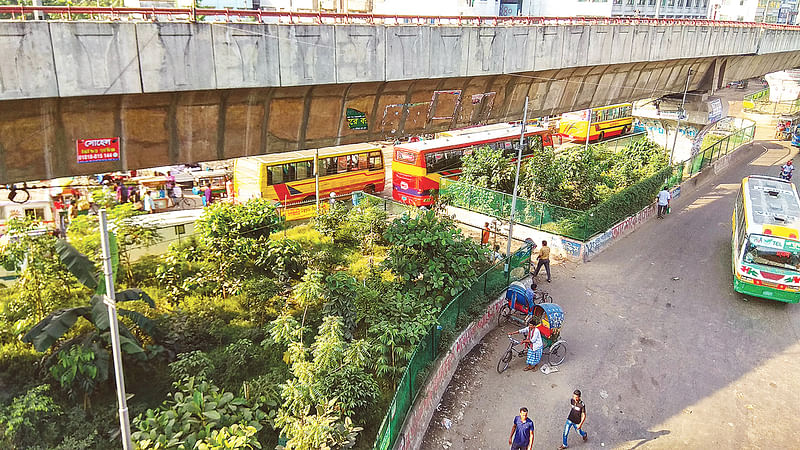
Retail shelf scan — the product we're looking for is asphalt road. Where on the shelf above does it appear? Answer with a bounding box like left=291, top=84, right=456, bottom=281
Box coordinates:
left=421, top=127, right=800, bottom=449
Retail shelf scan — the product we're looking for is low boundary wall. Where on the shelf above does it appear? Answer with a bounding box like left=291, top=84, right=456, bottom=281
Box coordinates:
left=393, top=293, right=508, bottom=450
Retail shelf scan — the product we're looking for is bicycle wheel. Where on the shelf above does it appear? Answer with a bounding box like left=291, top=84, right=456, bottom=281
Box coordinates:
left=548, top=341, right=567, bottom=366
left=497, top=304, right=511, bottom=326
left=497, top=349, right=513, bottom=374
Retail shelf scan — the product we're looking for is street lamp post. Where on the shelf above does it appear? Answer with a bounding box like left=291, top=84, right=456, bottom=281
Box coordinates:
left=670, top=68, right=693, bottom=165
left=505, top=96, right=529, bottom=273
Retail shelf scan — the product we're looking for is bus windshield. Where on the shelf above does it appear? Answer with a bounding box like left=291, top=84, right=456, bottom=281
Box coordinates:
left=744, top=234, right=800, bottom=271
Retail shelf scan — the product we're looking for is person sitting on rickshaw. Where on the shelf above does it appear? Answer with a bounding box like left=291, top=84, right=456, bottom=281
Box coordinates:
left=508, top=319, right=544, bottom=372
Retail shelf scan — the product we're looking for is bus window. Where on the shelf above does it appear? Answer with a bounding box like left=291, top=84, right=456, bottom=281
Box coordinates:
left=346, top=154, right=360, bottom=172
left=369, top=152, right=383, bottom=170
left=268, top=165, right=283, bottom=185
left=337, top=156, right=349, bottom=173
left=358, top=153, right=370, bottom=170
left=283, top=164, right=296, bottom=183
left=395, top=150, right=416, bottom=163
left=295, top=160, right=312, bottom=180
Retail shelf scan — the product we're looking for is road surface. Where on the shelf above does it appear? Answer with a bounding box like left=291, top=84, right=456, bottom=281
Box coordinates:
left=421, top=126, right=800, bottom=449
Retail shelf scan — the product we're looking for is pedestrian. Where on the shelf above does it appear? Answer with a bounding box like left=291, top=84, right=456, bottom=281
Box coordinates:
left=532, top=240, right=551, bottom=282
left=656, top=186, right=671, bottom=219
left=115, top=181, right=129, bottom=204
left=481, top=222, right=491, bottom=246
left=329, top=191, right=337, bottom=206
left=559, top=389, right=588, bottom=449
left=507, top=319, right=543, bottom=372
left=491, top=244, right=504, bottom=263
left=225, top=176, right=234, bottom=200
left=143, top=190, right=155, bottom=214
left=508, top=406, right=534, bottom=450
left=166, top=171, right=176, bottom=206
left=204, top=184, right=213, bottom=207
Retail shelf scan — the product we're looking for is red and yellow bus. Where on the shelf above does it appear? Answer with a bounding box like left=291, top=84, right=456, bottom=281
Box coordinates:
left=392, top=125, right=553, bottom=207
left=558, top=103, right=633, bottom=142
left=232, top=142, right=384, bottom=204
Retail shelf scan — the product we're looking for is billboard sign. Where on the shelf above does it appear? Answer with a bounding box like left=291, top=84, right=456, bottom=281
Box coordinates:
left=76, top=137, right=120, bottom=164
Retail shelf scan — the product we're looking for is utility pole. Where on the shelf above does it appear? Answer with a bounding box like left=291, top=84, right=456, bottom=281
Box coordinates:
left=670, top=68, right=693, bottom=165
left=314, top=148, right=320, bottom=211
left=584, top=107, right=594, bottom=153
left=99, top=210, right=133, bottom=450
left=505, top=96, right=529, bottom=273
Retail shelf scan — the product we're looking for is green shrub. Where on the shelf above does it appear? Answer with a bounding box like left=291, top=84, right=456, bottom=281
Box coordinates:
left=49, top=344, right=109, bottom=409
left=255, top=239, right=306, bottom=281
left=238, top=278, right=284, bottom=325
left=169, top=350, right=215, bottom=382
left=132, top=377, right=271, bottom=450
left=0, top=385, right=61, bottom=447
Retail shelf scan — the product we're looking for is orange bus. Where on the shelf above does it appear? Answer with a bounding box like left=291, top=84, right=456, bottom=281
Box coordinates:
left=232, top=142, right=385, bottom=204
left=392, top=125, right=553, bottom=207
left=558, top=103, right=633, bottom=142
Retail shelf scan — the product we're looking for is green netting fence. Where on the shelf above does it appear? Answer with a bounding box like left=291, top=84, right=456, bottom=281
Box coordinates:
left=373, top=243, right=532, bottom=450
left=440, top=123, right=756, bottom=242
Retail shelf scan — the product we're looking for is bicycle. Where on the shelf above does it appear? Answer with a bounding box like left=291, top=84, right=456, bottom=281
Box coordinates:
left=496, top=334, right=567, bottom=374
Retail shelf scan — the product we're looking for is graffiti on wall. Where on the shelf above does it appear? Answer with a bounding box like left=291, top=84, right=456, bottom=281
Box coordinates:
left=560, top=238, right=582, bottom=259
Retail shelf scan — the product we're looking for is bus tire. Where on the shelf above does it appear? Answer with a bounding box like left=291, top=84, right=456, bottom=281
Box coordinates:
left=303, top=195, right=316, bottom=202
left=364, top=184, right=376, bottom=194
left=598, top=132, right=605, bottom=141
left=622, top=126, right=630, bottom=134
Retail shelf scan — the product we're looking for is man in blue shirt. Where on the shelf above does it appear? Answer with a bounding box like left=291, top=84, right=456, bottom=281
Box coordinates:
left=508, top=407, right=534, bottom=450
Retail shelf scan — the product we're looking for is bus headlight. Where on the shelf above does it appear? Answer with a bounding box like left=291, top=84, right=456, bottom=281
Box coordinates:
left=739, top=275, right=753, bottom=283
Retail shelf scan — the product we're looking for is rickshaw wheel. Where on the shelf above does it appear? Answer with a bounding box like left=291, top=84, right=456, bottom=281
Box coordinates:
left=497, top=349, right=513, bottom=374
left=498, top=304, right=511, bottom=326
left=548, top=341, right=567, bottom=366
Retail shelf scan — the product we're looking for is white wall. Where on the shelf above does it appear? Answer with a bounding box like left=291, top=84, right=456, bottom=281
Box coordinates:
left=714, top=0, right=759, bottom=21
left=524, top=0, right=614, bottom=17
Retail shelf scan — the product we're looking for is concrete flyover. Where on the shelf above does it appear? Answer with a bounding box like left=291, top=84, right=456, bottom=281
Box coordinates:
left=1, top=8, right=800, bottom=183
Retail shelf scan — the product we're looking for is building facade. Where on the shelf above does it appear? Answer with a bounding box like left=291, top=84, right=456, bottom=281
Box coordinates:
left=610, top=0, right=710, bottom=18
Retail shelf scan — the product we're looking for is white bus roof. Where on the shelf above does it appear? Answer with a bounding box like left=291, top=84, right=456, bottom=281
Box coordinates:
left=438, top=123, right=515, bottom=137
left=395, top=126, right=547, bottom=153
left=744, top=175, right=800, bottom=231
left=234, top=142, right=381, bottom=166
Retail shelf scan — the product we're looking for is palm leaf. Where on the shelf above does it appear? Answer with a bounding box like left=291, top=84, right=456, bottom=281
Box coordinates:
left=116, top=289, right=155, bottom=308
left=22, top=307, right=92, bottom=352
left=118, top=309, right=156, bottom=336
left=56, top=239, right=98, bottom=291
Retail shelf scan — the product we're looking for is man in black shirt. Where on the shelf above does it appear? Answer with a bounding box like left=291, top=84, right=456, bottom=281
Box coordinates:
left=559, top=389, right=587, bottom=449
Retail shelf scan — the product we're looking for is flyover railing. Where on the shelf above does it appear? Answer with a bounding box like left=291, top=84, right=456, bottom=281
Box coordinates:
left=373, top=243, right=531, bottom=450
left=3, top=6, right=800, bottom=28
left=442, top=121, right=756, bottom=242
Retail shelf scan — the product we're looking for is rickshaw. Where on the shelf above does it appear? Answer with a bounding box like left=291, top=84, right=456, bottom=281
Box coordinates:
left=497, top=280, right=552, bottom=326
left=497, top=303, right=567, bottom=373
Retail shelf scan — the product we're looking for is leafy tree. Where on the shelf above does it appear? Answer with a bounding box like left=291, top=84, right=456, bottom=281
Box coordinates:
left=520, top=145, right=565, bottom=205
left=367, top=291, right=438, bottom=388
left=291, top=269, right=325, bottom=328
left=383, top=210, right=484, bottom=307
left=195, top=199, right=282, bottom=296
left=342, top=198, right=388, bottom=253
left=132, top=377, right=270, bottom=450
left=49, top=343, right=109, bottom=410
left=269, top=315, right=371, bottom=449
left=459, top=145, right=516, bottom=192
left=0, top=216, right=74, bottom=322
left=169, top=350, right=215, bottom=382
left=313, top=200, right=350, bottom=243
left=255, top=239, right=306, bottom=281
left=21, top=240, right=156, bottom=357
left=322, top=272, right=360, bottom=337
left=66, top=202, right=160, bottom=283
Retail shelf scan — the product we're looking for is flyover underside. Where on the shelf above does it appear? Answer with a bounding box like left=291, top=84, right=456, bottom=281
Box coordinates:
left=0, top=52, right=797, bottom=184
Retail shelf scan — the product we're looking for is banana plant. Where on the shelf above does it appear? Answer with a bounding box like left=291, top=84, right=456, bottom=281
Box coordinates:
left=22, top=238, right=156, bottom=356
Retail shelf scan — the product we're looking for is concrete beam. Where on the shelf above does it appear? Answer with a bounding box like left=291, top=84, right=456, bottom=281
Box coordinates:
left=0, top=22, right=58, bottom=100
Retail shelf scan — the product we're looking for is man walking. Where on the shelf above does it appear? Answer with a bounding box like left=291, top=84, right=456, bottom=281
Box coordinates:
left=559, top=389, right=588, bottom=449
left=481, top=222, right=491, bottom=246
left=508, top=407, right=534, bottom=450
left=656, top=186, right=671, bottom=219
left=532, top=240, right=551, bottom=282
left=508, top=320, right=544, bottom=371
